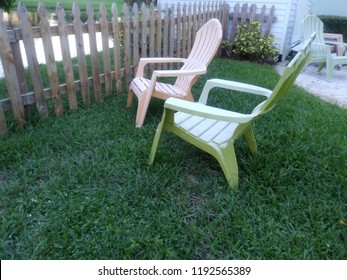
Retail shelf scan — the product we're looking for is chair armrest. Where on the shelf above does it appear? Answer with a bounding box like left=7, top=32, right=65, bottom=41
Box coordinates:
left=165, top=98, right=256, bottom=123
left=136, top=57, right=187, bottom=77
left=152, top=68, right=206, bottom=78
left=198, top=78, right=272, bottom=104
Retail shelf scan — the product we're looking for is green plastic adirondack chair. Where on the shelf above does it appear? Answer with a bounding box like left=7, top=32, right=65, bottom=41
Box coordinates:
left=302, top=15, right=347, bottom=81
left=149, top=34, right=314, bottom=189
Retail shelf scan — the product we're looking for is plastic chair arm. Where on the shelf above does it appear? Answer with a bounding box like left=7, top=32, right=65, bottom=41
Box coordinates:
left=152, top=68, right=206, bottom=78
left=198, top=78, right=272, bottom=104
left=165, top=98, right=256, bottom=123
left=144, top=67, right=206, bottom=97
left=136, top=57, right=187, bottom=77
left=143, top=68, right=206, bottom=97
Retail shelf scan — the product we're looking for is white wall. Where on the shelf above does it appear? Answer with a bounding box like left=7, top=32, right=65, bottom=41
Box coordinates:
left=291, top=0, right=310, bottom=45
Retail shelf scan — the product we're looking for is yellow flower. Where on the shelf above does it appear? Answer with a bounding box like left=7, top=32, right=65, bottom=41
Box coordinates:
left=339, top=219, right=345, bottom=225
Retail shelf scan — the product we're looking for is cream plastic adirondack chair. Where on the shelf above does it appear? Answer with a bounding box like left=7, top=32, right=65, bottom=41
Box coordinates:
left=127, top=18, right=223, bottom=128
left=149, top=34, right=314, bottom=189
left=302, top=15, right=347, bottom=81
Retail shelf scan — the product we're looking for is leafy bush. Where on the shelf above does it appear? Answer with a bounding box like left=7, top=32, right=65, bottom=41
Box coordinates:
left=318, top=15, right=347, bottom=43
left=232, top=21, right=279, bottom=64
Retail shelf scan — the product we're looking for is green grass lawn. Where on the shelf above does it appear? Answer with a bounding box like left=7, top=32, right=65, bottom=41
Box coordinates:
left=0, top=58, right=346, bottom=259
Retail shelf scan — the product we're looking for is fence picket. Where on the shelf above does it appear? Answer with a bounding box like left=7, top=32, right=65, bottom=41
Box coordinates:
left=258, top=5, right=266, bottom=26
left=56, top=3, right=77, bottom=110
left=196, top=2, right=201, bottom=31
left=11, top=41, right=27, bottom=94
left=169, top=4, right=175, bottom=61
left=265, top=5, right=275, bottom=36
left=208, top=2, right=212, bottom=20
left=241, top=3, right=248, bottom=24
left=202, top=2, right=206, bottom=25
left=221, top=2, right=228, bottom=41
left=155, top=4, right=162, bottom=59
left=111, top=3, right=122, bottom=93
left=149, top=4, right=155, bottom=59
left=0, top=10, right=23, bottom=130
left=87, top=4, right=102, bottom=101
left=38, top=3, right=63, bottom=117
left=187, top=3, right=193, bottom=54
left=192, top=2, right=197, bottom=46
left=100, top=3, right=112, bottom=96
left=230, top=3, right=239, bottom=42
left=140, top=3, right=148, bottom=59
left=72, top=3, right=90, bottom=104
left=163, top=3, right=169, bottom=69
left=176, top=2, right=182, bottom=58
left=122, top=3, right=131, bottom=89
left=18, top=2, right=48, bottom=119
left=249, top=4, right=257, bottom=22
left=132, top=4, right=140, bottom=70
left=182, top=3, right=187, bottom=58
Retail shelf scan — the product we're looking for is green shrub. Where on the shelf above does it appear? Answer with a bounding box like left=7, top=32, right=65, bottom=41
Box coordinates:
left=318, top=15, right=347, bottom=43
left=232, top=21, right=279, bottom=64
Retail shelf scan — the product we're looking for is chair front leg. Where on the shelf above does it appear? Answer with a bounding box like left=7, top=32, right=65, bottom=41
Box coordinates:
left=135, top=76, right=157, bottom=128
left=243, top=126, right=257, bottom=155
left=149, top=108, right=171, bottom=164
left=218, top=144, right=239, bottom=189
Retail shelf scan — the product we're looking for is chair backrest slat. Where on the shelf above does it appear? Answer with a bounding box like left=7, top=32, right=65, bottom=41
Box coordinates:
left=175, top=19, right=223, bottom=91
